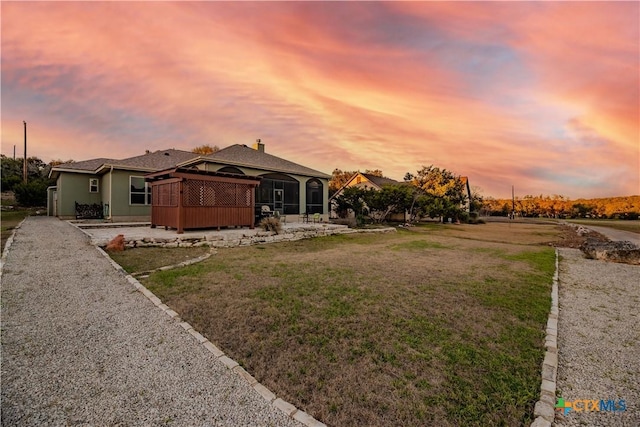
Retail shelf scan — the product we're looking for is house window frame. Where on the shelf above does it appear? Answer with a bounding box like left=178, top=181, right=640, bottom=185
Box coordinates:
left=305, top=178, right=324, bottom=214
left=130, top=176, right=151, bottom=205
left=89, top=178, right=99, bottom=193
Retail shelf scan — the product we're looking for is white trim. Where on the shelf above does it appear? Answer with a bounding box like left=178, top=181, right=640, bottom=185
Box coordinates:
left=129, top=175, right=151, bottom=206
left=96, top=164, right=156, bottom=174
left=108, top=166, right=113, bottom=219
left=89, top=178, right=99, bottom=193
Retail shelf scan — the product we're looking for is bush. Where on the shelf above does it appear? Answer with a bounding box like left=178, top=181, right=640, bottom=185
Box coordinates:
left=467, top=211, right=485, bottom=224
left=1, top=175, right=22, bottom=192
left=259, top=217, right=282, bottom=234
left=14, top=180, right=48, bottom=207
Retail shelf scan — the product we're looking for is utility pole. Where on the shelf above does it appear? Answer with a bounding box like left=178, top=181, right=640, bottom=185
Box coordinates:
left=23, top=121, right=28, bottom=183
left=511, top=185, right=515, bottom=219
left=13, top=145, right=16, bottom=160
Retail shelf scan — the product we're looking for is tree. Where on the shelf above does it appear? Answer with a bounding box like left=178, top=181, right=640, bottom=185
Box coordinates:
left=405, top=165, right=468, bottom=221
left=1, top=155, right=56, bottom=206
left=1, top=155, right=54, bottom=192
left=329, top=169, right=357, bottom=195
left=14, top=181, right=49, bottom=207
left=469, top=186, right=484, bottom=214
left=1, top=156, right=23, bottom=191
left=333, top=186, right=367, bottom=219
left=49, top=159, right=74, bottom=167
left=363, top=184, right=413, bottom=223
left=192, top=144, right=219, bottom=155
left=363, top=169, right=384, bottom=177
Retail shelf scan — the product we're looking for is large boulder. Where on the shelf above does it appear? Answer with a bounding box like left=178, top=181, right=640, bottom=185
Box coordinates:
left=580, top=238, right=640, bottom=265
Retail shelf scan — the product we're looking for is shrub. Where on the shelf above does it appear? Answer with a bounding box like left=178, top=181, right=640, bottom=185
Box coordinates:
left=14, top=180, right=48, bottom=207
left=467, top=211, right=485, bottom=224
left=259, top=217, right=282, bottom=234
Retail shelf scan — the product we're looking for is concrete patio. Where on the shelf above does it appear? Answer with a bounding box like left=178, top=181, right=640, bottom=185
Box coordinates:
left=71, top=220, right=389, bottom=248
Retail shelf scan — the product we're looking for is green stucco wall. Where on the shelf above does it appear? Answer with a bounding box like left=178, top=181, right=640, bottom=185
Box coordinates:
left=107, top=170, right=151, bottom=220
left=56, top=173, right=102, bottom=218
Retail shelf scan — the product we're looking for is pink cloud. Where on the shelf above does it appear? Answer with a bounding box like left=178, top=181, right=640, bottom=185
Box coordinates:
left=1, top=2, right=637, bottom=199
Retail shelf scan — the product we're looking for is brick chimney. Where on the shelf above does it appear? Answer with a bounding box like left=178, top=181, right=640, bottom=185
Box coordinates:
left=252, top=139, right=265, bottom=153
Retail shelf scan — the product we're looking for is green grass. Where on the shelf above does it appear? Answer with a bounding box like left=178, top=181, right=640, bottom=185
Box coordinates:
left=134, top=223, right=559, bottom=426
left=107, top=246, right=210, bottom=274
left=1, top=209, right=30, bottom=252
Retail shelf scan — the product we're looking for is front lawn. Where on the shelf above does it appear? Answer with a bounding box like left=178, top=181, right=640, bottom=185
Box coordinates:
left=1, top=209, right=30, bottom=252
left=137, top=223, right=557, bottom=426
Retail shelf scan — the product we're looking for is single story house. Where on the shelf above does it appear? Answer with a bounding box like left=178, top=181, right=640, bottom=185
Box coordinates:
left=48, top=141, right=330, bottom=224
left=329, top=172, right=405, bottom=220
left=329, top=171, right=472, bottom=220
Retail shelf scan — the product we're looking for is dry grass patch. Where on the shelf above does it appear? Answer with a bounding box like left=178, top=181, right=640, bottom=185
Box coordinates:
left=140, top=223, right=559, bottom=426
left=108, top=246, right=210, bottom=274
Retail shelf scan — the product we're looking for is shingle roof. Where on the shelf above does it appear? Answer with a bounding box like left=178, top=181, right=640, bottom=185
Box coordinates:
left=54, top=158, right=118, bottom=172
left=104, top=149, right=198, bottom=171
left=50, top=146, right=330, bottom=180
left=198, top=144, right=330, bottom=179
left=49, top=149, right=200, bottom=179
left=361, top=173, right=399, bottom=188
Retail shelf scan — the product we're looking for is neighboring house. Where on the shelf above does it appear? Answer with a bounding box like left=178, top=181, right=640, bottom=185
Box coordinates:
left=329, top=172, right=472, bottom=220
left=329, top=172, right=404, bottom=220
left=48, top=141, right=330, bottom=223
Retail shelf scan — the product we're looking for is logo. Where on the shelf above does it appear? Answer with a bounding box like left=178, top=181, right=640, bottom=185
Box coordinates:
left=555, top=397, right=626, bottom=415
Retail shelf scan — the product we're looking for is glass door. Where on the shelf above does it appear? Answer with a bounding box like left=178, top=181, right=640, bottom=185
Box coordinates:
left=274, top=189, right=284, bottom=213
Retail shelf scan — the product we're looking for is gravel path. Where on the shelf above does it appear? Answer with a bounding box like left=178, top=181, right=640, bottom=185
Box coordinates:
left=581, top=225, right=640, bottom=246
left=1, top=217, right=301, bottom=426
left=554, top=248, right=639, bottom=426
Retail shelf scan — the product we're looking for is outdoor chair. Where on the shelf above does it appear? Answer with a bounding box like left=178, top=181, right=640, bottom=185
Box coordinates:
left=313, top=213, right=321, bottom=223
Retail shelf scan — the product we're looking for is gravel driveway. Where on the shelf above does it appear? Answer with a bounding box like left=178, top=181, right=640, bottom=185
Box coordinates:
left=554, top=248, right=639, bottom=426
left=1, top=217, right=301, bottom=426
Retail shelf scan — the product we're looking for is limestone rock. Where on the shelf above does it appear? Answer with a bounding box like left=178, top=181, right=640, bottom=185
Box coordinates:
left=580, top=238, right=640, bottom=265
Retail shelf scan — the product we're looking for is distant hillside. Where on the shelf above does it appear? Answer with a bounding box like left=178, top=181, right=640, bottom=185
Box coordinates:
left=482, top=195, right=640, bottom=219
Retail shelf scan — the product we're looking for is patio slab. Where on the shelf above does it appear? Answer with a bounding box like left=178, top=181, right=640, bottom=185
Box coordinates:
left=74, top=221, right=357, bottom=247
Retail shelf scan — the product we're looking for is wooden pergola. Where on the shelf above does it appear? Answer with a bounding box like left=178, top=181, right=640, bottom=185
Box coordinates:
left=146, top=167, right=261, bottom=234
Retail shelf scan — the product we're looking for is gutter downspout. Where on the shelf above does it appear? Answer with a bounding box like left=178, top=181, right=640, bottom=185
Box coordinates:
left=109, top=165, right=113, bottom=220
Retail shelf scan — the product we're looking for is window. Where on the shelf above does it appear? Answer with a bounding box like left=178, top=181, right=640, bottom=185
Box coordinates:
left=306, top=179, right=324, bottom=214
left=89, top=178, right=99, bottom=193
left=130, top=176, right=151, bottom=205
left=255, top=173, right=299, bottom=215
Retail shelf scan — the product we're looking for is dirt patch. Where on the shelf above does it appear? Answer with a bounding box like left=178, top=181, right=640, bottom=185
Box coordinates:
left=550, top=224, right=609, bottom=248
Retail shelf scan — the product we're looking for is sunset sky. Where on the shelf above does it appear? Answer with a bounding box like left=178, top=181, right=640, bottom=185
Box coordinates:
left=2, top=1, right=638, bottom=199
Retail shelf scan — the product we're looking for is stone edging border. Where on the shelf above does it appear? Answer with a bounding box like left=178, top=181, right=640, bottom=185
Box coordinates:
left=131, top=250, right=216, bottom=278
left=530, top=248, right=559, bottom=427
left=0, top=217, right=28, bottom=280
left=95, top=245, right=327, bottom=427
